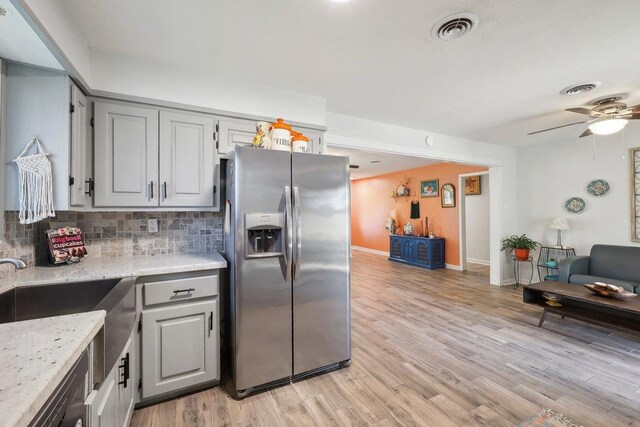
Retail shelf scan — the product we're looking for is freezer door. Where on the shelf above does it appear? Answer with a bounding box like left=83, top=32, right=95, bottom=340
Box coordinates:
left=292, top=153, right=351, bottom=375
left=233, top=148, right=293, bottom=391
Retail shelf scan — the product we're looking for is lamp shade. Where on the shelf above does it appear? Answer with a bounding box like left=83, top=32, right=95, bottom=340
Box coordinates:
left=548, top=217, right=570, bottom=230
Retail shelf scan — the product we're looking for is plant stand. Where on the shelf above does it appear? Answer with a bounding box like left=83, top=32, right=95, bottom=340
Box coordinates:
left=536, top=246, right=576, bottom=282
left=512, top=256, right=534, bottom=290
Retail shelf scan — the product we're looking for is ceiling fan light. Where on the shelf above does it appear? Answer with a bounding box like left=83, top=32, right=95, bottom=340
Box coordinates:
left=588, top=118, right=628, bottom=135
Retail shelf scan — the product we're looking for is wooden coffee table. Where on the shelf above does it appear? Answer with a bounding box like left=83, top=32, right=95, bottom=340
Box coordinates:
left=523, top=281, right=640, bottom=333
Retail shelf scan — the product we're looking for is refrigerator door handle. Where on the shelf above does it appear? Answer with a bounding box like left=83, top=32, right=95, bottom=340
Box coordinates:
left=284, top=186, right=293, bottom=283
left=293, top=186, right=302, bottom=281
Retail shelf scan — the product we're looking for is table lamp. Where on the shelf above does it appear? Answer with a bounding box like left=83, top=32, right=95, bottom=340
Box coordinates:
left=548, top=217, right=570, bottom=248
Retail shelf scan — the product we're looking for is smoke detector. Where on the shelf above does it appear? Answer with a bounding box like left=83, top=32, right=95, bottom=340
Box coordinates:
left=432, top=13, right=479, bottom=42
left=560, top=82, right=601, bottom=96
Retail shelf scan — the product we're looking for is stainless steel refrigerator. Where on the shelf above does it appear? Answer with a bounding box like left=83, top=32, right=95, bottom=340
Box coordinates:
left=224, top=146, right=351, bottom=398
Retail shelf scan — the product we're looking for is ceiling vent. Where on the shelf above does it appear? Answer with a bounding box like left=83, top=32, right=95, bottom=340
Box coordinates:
left=590, top=95, right=625, bottom=106
left=560, top=82, right=601, bottom=96
left=432, top=13, right=479, bottom=42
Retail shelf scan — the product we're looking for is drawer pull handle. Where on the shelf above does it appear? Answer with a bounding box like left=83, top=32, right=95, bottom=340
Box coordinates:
left=173, top=288, right=195, bottom=295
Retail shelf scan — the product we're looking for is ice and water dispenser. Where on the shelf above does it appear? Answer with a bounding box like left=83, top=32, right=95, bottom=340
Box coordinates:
left=244, top=213, right=285, bottom=258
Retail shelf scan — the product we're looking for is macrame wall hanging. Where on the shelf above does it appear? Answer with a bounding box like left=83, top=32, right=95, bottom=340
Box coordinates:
left=13, top=136, right=56, bottom=224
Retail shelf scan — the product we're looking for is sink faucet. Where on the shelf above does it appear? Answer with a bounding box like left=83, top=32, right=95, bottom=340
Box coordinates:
left=0, top=258, right=28, bottom=270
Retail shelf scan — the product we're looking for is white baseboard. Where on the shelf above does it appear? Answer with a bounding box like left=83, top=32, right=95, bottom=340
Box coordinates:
left=352, top=246, right=461, bottom=271
left=351, top=246, right=388, bottom=257
left=500, top=278, right=516, bottom=287
left=466, top=258, right=490, bottom=266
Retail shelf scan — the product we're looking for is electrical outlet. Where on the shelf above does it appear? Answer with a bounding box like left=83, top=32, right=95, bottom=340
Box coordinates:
left=148, top=218, right=158, bottom=233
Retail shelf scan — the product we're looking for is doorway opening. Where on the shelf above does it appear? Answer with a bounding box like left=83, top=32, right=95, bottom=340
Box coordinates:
left=458, top=171, right=490, bottom=281
left=326, top=146, right=494, bottom=282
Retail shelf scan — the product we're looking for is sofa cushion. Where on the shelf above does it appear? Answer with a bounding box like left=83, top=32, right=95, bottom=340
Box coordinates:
left=569, top=274, right=640, bottom=293
left=589, top=244, right=640, bottom=282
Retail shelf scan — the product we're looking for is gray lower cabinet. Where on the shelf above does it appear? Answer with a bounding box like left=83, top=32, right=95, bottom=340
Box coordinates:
left=88, top=334, right=136, bottom=427
left=141, top=299, right=218, bottom=399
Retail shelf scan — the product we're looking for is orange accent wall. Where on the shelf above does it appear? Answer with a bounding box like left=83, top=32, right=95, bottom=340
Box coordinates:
left=351, top=162, right=488, bottom=266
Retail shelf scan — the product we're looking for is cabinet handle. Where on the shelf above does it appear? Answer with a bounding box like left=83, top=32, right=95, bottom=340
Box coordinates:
left=149, top=181, right=154, bottom=199
left=163, top=182, right=167, bottom=200
left=209, top=312, right=213, bottom=333
left=173, top=288, right=195, bottom=295
left=118, top=352, right=130, bottom=388
left=84, top=178, right=94, bottom=196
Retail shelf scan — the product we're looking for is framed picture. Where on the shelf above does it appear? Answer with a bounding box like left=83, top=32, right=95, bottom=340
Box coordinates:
left=441, top=183, right=455, bottom=208
left=420, top=179, right=439, bottom=197
left=465, top=175, right=481, bottom=195
left=630, top=148, right=640, bottom=242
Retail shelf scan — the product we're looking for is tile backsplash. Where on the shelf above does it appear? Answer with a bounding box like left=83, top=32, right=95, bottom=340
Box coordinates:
left=0, top=211, right=223, bottom=278
left=1, top=212, right=36, bottom=273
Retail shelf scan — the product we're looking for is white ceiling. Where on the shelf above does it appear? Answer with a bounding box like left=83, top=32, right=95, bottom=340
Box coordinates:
left=57, top=0, right=640, bottom=146
left=0, top=1, right=61, bottom=70
left=326, top=146, right=437, bottom=180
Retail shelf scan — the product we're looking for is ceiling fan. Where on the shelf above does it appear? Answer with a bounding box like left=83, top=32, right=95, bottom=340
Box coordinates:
left=528, top=97, right=640, bottom=138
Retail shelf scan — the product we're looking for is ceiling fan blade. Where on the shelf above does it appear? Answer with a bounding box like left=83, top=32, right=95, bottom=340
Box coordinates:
left=629, top=104, right=640, bottom=112
left=579, top=128, right=593, bottom=138
left=527, top=120, right=588, bottom=135
left=566, top=107, right=595, bottom=116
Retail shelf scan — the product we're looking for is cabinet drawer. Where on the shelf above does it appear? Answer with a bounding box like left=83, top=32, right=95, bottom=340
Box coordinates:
left=143, top=275, right=218, bottom=306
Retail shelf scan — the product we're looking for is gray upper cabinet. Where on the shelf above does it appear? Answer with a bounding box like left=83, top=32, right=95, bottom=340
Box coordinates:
left=303, top=129, right=324, bottom=154
left=159, top=111, right=216, bottom=207
left=69, top=82, right=91, bottom=208
left=94, top=101, right=159, bottom=207
left=217, top=117, right=325, bottom=156
left=217, top=118, right=256, bottom=155
left=141, top=299, right=218, bottom=399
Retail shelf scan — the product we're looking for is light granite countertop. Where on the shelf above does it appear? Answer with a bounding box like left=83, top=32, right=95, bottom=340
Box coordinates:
left=0, top=311, right=105, bottom=427
left=0, top=251, right=227, bottom=294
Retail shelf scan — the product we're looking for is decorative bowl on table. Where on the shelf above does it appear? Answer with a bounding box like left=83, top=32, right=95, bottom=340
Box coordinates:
left=583, top=282, right=637, bottom=300
left=542, top=292, right=563, bottom=307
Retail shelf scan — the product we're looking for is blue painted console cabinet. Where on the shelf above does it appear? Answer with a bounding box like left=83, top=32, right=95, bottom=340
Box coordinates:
left=388, top=235, right=445, bottom=270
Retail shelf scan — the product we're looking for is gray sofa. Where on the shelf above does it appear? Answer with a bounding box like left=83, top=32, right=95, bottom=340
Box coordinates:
left=558, top=244, right=640, bottom=295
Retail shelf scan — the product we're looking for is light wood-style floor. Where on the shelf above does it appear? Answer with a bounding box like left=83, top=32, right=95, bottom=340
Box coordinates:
left=131, top=251, right=640, bottom=426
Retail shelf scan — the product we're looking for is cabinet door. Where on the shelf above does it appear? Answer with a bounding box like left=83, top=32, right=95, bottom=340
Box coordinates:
left=117, top=338, right=135, bottom=427
left=303, top=129, right=324, bottom=155
left=69, top=83, right=91, bottom=207
left=141, top=299, right=218, bottom=399
left=217, top=118, right=256, bottom=155
left=94, top=101, right=159, bottom=207
left=390, top=237, right=401, bottom=258
left=402, top=240, right=416, bottom=260
left=90, top=367, right=118, bottom=427
left=159, top=111, right=215, bottom=207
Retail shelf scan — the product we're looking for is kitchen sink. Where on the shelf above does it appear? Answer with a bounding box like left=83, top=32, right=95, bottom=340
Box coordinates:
left=0, top=277, right=136, bottom=386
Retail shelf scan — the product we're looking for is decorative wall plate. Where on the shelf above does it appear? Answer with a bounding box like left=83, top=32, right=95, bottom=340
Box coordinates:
left=585, top=179, right=610, bottom=197
left=564, top=197, right=586, bottom=214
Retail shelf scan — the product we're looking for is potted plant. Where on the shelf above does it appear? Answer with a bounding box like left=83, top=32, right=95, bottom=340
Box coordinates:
left=501, top=234, right=540, bottom=261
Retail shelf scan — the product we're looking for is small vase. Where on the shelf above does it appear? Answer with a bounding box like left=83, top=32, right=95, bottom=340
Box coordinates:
left=514, top=249, right=530, bottom=261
